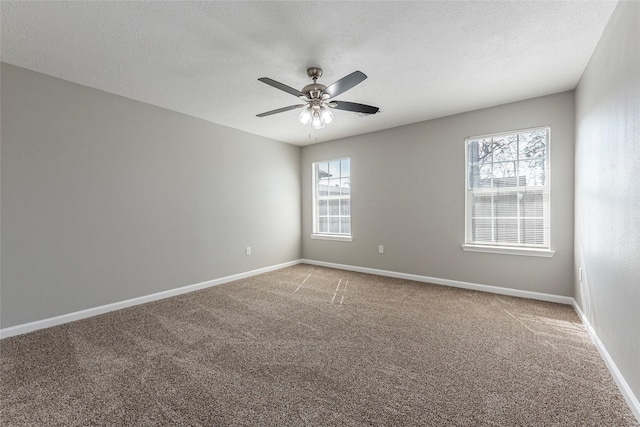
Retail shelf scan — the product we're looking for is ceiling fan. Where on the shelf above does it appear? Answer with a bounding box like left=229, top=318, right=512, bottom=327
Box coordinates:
left=256, top=67, right=379, bottom=129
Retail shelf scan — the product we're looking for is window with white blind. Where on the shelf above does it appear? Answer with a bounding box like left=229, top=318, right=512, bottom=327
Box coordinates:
left=463, top=127, right=553, bottom=257
left=312, top=158, right=352, bottom=242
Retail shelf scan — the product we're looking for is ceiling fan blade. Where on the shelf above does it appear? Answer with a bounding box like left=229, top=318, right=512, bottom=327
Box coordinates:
left=258, top=77, right=305, bottom=97
left=321, top=71, right=367, bottom=99
left=256, top=104, right=306, bottom=117
left=331, top=101, right=379, bottom=115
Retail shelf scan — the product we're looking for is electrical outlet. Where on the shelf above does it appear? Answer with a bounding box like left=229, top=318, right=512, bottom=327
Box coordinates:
left=378, top=245, right=384, bottom=254
left=246, top=247, right=251, bottom=256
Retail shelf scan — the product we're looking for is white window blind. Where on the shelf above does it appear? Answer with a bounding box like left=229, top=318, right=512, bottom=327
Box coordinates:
left=465, top=127, right=550, bottom=250
left=313, top=158, right=351, bottom=236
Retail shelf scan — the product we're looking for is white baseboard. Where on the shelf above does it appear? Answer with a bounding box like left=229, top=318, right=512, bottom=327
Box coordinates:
left=0, top=259, right=303, bottom=339
left=0, top=259, right=571, bottom=339
left=301, top=259, right=574, bottom=305
left=572, top=301, right=640, bottom=423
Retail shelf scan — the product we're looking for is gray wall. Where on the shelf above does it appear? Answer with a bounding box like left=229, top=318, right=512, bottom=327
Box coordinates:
left=1, top=63, right=301, bottom=328
left=302, top=92, right=575, bottom=296
left=574, top=0, right=640, bottom=404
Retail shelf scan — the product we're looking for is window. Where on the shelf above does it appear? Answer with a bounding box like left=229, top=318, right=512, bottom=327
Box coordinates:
left=312, top=158, right=352, bottom=241
left=464, top=127, right=553, bottom=256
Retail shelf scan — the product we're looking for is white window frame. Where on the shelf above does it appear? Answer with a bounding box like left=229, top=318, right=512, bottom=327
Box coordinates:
left=462, top=127, right=555, bottom=257
left=311, top=157, right=353, bottom=242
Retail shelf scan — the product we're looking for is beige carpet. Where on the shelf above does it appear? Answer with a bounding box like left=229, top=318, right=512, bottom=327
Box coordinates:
left=1, top=264, right=637, bottom=426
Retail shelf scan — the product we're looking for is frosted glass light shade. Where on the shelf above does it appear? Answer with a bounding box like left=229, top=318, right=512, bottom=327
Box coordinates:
left=299, top=108, right=312, bottom=125
left=311, top=112, right=324, bottom=129
left=319, top=108, right=333, bottom=124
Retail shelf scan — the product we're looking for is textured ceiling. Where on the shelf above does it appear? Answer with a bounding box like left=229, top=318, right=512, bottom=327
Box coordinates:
left=1, top=1, right=617, bottom=146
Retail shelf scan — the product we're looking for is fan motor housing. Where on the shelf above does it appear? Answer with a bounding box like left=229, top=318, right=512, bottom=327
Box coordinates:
left=302, top=83, right=327, bottom=98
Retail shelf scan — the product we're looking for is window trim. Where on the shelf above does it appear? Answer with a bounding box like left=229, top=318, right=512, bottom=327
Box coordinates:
left=464, top=126, right=552, bottom=256
left=311, top=233, right=353, bottom=242
left=461, top=244, right=555, bottom=257
left=311, top=157, right=352, bottom=241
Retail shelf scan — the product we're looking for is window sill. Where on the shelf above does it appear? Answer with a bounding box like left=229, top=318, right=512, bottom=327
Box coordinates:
left=311, top=234, right=353, bottom=242
left=461, top=244, right=555, bottom=258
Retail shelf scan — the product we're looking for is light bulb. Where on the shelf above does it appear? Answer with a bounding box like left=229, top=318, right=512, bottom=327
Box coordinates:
left=311, top=112, right=324, bottom=129
left=319, top=108, right=333, bottom=124
left=299, top=108, right=312, bottom=125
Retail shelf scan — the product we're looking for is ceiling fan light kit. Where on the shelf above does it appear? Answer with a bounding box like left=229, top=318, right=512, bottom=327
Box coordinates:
left=257, top=67, right=379, bottom=129
left=299, top=107, right=332, bottom=129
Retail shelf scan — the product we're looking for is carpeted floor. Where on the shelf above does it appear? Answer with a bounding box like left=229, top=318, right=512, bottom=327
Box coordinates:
left=1, top=264, right=637, bottom=426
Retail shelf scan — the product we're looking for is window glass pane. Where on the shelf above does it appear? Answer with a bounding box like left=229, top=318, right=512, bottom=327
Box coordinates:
left=468, top=140, right=481, bottom=166
left=317, top=163, right=330, bottom=181
left=521, top=219, right=544, bottom=245
left=340, top=178, right=350, bottom=195
left=476, top=138, right=495, bottom=164
left=468, top=165, right=479, bottom=189
left=471, top=196, right=492, bottom=218
left=522, top=160, right=546, bottom=186
left=492, top=136, right=518, bottom=162
left=328, top=179, right=341, bottom=195
left=340, top=200, right=350, bottom=215
left=495, top=219, right=518, bottom=243
left=318, top=200, right=328, bottom=216
left=317, top=182, right=329, bottom=196
left=328, top=199, right=339, bottom=215
left=492, top=162, right=516, bottom=186
left=518, top=162, right=534, bottom=186
left=519, top=130, right=546, bottom=160
left=318, top=217, right=328, bottom=233
left=472, top=219, right=493, bottom=243
left=477, top=164, right=493, bottom=188
left=340, top=159, right=350, bottom=178
left=340, top=218, right=351, bottom=234
left=521, top=191, right=544, bottom=217
left=328, top=217, right=340, bottom=234
left=519, top=131, right=547, bottom=186
left=328, top=160, right=341, bottom=179
left=494, top=194, right=518, bottom=217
